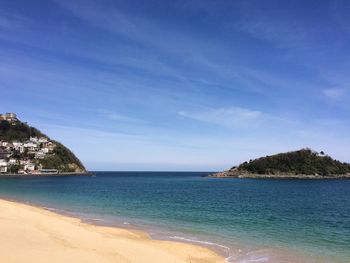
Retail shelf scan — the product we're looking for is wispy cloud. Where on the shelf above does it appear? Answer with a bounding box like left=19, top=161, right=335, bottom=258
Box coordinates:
left=231, top=1, right=339, bottom=56
left=95, top=109, right=146, bottom=124
left=178, top=107, right=262, bottom=129
left=236, top=20, right=309, bottom=49
left=323, top=88, right=345, bottom=100
left=53, top=0, right=207, bottom=54
left=0, top=12, right=30, bottom=31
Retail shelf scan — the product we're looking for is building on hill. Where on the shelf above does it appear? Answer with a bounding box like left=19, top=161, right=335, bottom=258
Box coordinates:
left=0, top=113, right=17, bottom=122
left=8, top=158, right=17, bottom=165
left=0, top=148, right=11, bottom=159
left=0, top=141, right=9, bottom=147
left=24, top=163, right=35, bottom=172
left=0, top=159, right=7, bottom=173
left=38, top=137, right=48, bottom=143
left=30, top=137, right=39, bottom=143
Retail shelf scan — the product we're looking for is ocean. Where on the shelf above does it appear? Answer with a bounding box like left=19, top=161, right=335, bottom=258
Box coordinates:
left=0, top=172, right=349, bottom=262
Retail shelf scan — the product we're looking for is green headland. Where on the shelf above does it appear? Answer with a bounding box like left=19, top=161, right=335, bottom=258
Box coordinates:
left=0, top=113, right=86, bottom=175
left=211, top=148, right=350, bottom=179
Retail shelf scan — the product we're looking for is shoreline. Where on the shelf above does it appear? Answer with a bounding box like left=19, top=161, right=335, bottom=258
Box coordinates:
left=0, top=198, right=224, bottom=263
left=2, top=196, right=233, bottom=260
left=0, top=197, right=326, bottom=263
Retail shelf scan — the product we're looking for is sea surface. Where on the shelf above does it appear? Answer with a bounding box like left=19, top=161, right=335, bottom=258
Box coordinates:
left=0, top=172, right=349, bottom=262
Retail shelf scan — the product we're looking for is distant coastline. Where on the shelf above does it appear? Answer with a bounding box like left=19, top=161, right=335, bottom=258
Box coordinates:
left=0, top=171, right=93, bottom=178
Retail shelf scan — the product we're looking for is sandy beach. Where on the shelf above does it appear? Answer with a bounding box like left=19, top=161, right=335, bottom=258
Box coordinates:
left=0, top=199, right=224, bottom=263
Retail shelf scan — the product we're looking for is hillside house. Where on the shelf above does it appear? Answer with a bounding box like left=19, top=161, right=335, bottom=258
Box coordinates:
left=0, top=113, right=17, bottom=122
left=0, top=148, right=11, bottom=159
left=8, top=158, right=17, bottom=165
left=23, top=142, right=38, bottom=151
left=0, top=159, right=7, bottom=173
left=24, top=163, right=35, bottom=171
left=35, top=151, right=46, bottom=159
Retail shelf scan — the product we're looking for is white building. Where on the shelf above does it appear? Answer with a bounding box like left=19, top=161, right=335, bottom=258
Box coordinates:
left=38, top=137, right=48, bottom=143
left=0, top=113, right=17, bottom=122
left=0, top=149, right=11, bottom=159
left=30, top=137, right=39, bottom=143
left=35, top=151, right=46, bottom=159
left=0, top=141, right=8, bottom=147
left=24, top=163, right=35, bottom=171
left=12, top=142, right=23, bottom=149
left=20, top=160, right=30, bottom=165
left=23, top=142, right=38, bottom=151
left=12, top=142, right=25, bottom=153
left=19, top=145, right=25, bottom=153
left=41, top=147, right=49, bottom=153
left=8, top=158, right=17, bottom=165
left=0, top=159, right=7, bottom=173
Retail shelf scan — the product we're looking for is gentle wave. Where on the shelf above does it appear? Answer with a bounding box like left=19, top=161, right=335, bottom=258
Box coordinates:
left=226, top=253, right=269, bottom=263
left=89, top=218, right=105, bottom=221
left=227, top=249, right=270, bottom=263
left=169, top=235, right=236, bottom=262
left=169, top=235, right=231, bottom=251
left=42, top=206, right=57, bottom=211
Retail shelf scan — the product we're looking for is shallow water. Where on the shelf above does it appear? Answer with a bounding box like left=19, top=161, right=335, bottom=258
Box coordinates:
left=0, top=172, right=349, bottom=262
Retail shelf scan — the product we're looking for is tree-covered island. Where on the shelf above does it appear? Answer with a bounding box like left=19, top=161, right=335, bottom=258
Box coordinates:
left=210, top=149, right=350, bottom=179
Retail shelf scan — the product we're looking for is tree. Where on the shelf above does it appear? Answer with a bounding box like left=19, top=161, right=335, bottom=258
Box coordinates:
left=0, top=120, right=10, bottom=131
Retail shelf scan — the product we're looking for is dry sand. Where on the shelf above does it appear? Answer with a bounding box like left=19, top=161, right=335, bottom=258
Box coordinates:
left=0, top=199, right=224, bottom=263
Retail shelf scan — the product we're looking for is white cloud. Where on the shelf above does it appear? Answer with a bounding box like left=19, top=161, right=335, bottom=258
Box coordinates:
left=178, top=107, right=261, bottom=128
left=95, top=109, right=145, bottom=124
left=323, top=88, right=345, bottom=99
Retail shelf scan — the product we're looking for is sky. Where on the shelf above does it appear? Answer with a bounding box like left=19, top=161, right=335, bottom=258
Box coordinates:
left=1, top=0, right=350, bottom=171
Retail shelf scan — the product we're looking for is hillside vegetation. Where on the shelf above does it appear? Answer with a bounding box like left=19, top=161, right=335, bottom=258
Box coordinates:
left=234, top=149, right=350, bottom=176
left=0, top=120, right=45, bottom=142
left=40, top=141, right=85, bottom=172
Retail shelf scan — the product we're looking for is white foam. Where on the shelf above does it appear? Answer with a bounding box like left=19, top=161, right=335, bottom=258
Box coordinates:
left=239, top=257, right=269, bottom=263
left=42, top=206, right=56, bottom=211
left=123, top=222, right=130, bottom=225
left=224, top=248, right=271, bottom=263
left=169, top=236, right=230, bottom=251
left=226, top=252, right=270, bottom=263
left=90, top=218, right=104, bottom=221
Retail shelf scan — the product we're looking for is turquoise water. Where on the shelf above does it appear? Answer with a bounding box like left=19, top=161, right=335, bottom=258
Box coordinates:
left=0, top=172, right=349, bottom=262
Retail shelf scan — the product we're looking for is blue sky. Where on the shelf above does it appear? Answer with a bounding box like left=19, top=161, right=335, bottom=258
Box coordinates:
left=1, top=0, right=350, bottom=171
